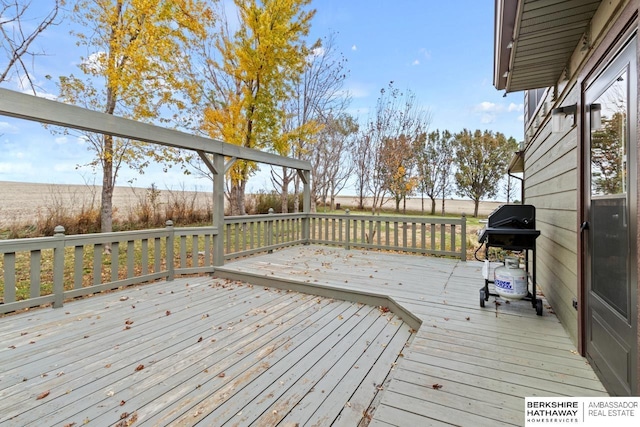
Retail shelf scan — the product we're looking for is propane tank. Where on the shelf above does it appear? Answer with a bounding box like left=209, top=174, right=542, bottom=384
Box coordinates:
left=493, top=256, right=528, bottom=300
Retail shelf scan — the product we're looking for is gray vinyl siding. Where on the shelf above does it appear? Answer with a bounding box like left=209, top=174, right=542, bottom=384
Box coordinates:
left=524, top=83, right=580, bottom=346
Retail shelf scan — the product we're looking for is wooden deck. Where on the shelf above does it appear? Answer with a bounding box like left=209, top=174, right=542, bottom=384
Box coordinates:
left=215, top=246, right=609, bottom=426
left=0, top=246, right=607, bottom=426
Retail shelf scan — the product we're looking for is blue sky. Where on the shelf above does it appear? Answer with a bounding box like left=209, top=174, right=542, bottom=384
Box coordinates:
left=0, top=0, right=524, bottom=192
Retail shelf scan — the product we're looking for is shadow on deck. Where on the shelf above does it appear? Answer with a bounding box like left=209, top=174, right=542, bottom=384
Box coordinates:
left=0, top=246, right=607, bottom=426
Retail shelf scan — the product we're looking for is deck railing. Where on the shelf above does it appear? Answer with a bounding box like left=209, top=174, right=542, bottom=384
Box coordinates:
left=0, top=212, right=466, bottom=313
left=0, top=221, right=217, bottom=314
left=310, top=211, right=466, bottom=258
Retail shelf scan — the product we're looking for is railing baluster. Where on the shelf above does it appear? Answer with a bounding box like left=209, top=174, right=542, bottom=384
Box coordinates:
left=127, top=240, right=135, bottom=278
left=402, top=222, right=407, bottom=248
left=93, top=243, right=102, bottom=286
left=461, top=215, right=467, bottom=261
left=411, top=223, right=417, bottom=249
left=192, top=234, right=199, bottom=267
left=451, top=224, right=457, bottom=253
left=53, top=226, right=65, bottom=308
left=166, top=220, right=175, bottom=281
left=4, top=252, right=16, bottom=303
left=30, top=250, right=41, bottom=299
left=111, top=242, right=120, bottom=283
left=430, top=224, right=436, bottom=251
left=154, top=238, right=161, bottom=273
left=204, top=233, right=211, bottom=267
left=141, top=239, right=149, bottom=275
left=74, top=245, right=83, bottom=289
left=180, top=235, right=187, bottom=269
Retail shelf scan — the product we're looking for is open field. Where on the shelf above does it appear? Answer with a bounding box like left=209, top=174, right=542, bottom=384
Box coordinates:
left=0, top=181, right=504, bottom=228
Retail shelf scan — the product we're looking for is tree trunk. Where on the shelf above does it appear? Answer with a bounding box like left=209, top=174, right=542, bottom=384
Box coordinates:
left=441, top=198, right=446, bottom=216
left=473, top=198, right=480, bottom=217
left=430, top=197, right=436, bottom=215
left=229, top=181, right=247, bottom=215
left=101, top=135, right=114, bottom=234
left=293, top=174, right=300, bottom=213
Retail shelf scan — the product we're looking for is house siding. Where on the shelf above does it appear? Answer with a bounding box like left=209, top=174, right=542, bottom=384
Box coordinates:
left=523, top=82, right=581, bottom=345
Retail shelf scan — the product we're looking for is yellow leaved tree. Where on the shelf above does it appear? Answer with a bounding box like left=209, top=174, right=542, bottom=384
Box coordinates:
left=202, top=0, right=315, bottom=215
left=59, top=0, right=215, bottom=233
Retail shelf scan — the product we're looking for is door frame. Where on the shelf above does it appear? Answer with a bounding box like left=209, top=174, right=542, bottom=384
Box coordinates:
left=578, top=9, right=639, bottom=396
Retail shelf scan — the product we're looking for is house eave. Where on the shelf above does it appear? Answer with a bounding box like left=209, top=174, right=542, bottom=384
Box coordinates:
left=494, top=0, right=602, bottom=93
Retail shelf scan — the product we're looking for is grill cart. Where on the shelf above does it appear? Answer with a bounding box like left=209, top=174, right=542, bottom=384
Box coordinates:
left=478, top=204, right=543, bottom=316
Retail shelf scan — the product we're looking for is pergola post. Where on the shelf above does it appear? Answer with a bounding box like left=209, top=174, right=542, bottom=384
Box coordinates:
left=212, top=153, right=225, bottom=266
left=300, top=169, right=311, bottom=244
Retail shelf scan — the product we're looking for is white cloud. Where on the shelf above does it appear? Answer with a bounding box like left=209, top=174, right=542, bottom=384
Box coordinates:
left=311, top=46, right=326, bottom=57
left=412, top=60, right=420, bottom=66
left=517, top=114, right=524, bottom=122
left=0, top=121, right=19, bottom=134
left=480, top=113, right=496, bottom=124
left=508, top=102, right=524, bottom=112
left=351, top=45, right=357, bottom=51
left=82, top=52, right=106, bottom=74
left=55, top=136, right=69, bottom=145
left=476, top=101, right=501, bottom=112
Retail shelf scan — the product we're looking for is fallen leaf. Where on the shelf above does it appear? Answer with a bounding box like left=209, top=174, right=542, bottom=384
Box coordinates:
left=120, top=400, right=126, bottom=406
left=135, top=364, right=144, bottom=372
left=218, top=373, right=226, bottom=378
left=465, top=317, right=471, bottom=321
left=197, top=337, right=203, bottom=343
left=8, top=345, right=16, bottom=349
left=120, top=296, right=129, bottom=301
left=36, top=390, right=50, bottom=400
left=166, top=310, right=171, bottom=316
left=20, top=332, right=28, bottom=336
left=64, top=423, right=76, bottom=427
left=432, top=383, right=443, bottom=390
left=120, top=412, right=129, bottom=420
left=125, top=320, right=134, bottom=325
left=105, top=364, right=112, bottom=368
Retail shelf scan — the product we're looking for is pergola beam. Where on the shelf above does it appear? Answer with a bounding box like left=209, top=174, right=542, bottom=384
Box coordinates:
left=0, top=89, right=311, bottom=171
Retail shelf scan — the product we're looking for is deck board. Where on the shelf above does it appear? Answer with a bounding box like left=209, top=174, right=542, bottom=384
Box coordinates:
left=0, top=245, right=608, bottom=426
left=215, top=245, right=608, bottom=426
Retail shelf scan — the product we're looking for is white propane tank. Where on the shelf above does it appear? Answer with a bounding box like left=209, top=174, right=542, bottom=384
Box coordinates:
left=494, top=256, right=528, bottom=300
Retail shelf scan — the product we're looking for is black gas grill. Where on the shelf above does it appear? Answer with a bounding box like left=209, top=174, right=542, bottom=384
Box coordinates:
left=478, top=204, right=543, bottom=315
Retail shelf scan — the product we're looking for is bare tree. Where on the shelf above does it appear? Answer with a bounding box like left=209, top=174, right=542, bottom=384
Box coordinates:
left=362, top=82, right=431, bottom=214
left=273, top=33, right=350, bottom=213
left=310, top=113, right=357, bottom=211
left=0, top=0, right=63, bottom=93
left=351, top=131, right=373, bottom=210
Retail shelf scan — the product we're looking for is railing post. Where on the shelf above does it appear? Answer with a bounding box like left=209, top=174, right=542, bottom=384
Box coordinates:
left=460, top=214, right=467, bottom=261
left=267, top=208, right=274, bottom=253
left=345, top=209, right=351, bottom=250
left=166, top=220, right=175, bottom=281
left=52, top=225, right=65, bottom=308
